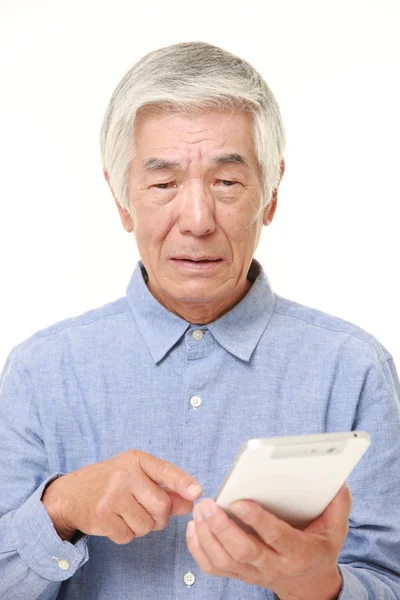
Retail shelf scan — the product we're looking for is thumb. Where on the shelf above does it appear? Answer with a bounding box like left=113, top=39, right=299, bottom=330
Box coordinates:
left=323, top=482, right=352, bottom=530
left=165, top=489, right=197, bottom=516
left=306, top=482, right=352, bottom=534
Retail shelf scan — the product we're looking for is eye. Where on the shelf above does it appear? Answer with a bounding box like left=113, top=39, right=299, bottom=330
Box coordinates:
left=153, top=181, right=176, bottom=189
left=218, top=180, right=237, bottom=186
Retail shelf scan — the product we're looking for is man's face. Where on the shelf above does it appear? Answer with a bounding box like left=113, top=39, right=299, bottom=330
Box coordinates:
left=109, top=107, right=281, bottom=320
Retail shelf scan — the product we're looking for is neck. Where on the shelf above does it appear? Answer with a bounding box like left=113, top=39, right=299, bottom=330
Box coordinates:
left=147, top=278, right=253, bottom=324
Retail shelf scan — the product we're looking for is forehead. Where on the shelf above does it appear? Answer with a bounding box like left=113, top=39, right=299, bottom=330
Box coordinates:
left=133, top=106, right=258, bottom=165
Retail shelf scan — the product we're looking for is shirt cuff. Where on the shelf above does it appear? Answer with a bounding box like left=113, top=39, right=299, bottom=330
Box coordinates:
left=12, top=472, right=90, bottom=582
left=268, top=564, right=354, bottom=600
left=336, top=564, right=368, bottom=599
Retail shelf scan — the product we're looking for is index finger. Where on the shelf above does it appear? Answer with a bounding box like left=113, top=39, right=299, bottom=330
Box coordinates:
left=136, top=451, right=202, bottom=501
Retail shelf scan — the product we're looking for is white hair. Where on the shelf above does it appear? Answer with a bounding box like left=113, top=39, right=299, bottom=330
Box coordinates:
left=100, top=41, right=286, bottom=211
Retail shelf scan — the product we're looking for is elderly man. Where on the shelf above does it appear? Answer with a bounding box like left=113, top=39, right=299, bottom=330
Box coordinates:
left=0, top=41, right=399, bottom=600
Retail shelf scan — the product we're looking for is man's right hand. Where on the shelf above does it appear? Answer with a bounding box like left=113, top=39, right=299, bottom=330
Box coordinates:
left=41, top=450, right=202, bottom=544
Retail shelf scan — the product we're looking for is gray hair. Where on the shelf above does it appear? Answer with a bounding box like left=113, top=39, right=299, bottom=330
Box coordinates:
left=100, top=41, right=286, bottom=212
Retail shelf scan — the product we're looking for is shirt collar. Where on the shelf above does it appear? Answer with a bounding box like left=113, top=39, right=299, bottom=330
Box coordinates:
left=126, top=259, right=276, bottom=363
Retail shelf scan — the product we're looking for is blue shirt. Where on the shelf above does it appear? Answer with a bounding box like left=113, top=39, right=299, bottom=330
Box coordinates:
left=0, top=259, right=399, bottom=600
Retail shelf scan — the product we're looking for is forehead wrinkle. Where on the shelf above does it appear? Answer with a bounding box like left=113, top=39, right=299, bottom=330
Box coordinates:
left=142, top=152, right=250, bottom=173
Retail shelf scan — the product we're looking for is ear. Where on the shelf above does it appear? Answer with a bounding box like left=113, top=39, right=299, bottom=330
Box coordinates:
left=103, top=169, right=134, bottom=233
left=263, top=158, right=285, bottom=226
left=262, top=194, right=277, bottom=226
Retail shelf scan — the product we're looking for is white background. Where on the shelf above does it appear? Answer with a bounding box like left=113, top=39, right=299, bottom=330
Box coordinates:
left=0, top=0, right=399, bottom=369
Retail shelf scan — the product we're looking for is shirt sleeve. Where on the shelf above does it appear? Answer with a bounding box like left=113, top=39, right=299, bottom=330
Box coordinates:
left=0, top=349, right=90, bottom=600
left=268, top=354, right=400, bottom=600
left=335, top=355, right=400, bottom=598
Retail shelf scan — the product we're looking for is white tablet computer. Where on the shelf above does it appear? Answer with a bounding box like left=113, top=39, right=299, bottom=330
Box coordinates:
left=215, top=431, right=370, bottom=530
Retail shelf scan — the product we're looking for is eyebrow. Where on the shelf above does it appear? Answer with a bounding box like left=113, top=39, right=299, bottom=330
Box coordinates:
left=142, top=153, right=249, bottom=171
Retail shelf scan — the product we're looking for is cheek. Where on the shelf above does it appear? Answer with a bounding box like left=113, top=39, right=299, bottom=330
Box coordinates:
left=221, top=207, right=260, bottom=242
left=134, top=203, right=175, bottom=248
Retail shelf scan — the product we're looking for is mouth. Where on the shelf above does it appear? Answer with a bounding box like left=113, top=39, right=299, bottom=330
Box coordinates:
left=171, top=256, right=223, bottom=263
left=169, top=257, right=224, bottom=271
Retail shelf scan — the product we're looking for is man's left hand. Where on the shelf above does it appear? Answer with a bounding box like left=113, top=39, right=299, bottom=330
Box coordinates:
left=186, top=483, right=351, bottom=600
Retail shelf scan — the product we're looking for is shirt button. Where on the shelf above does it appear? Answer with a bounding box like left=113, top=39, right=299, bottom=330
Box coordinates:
left=192, top=329, right=204, bottom=341
left=190, top=395, right=202, bottom=408
left=183, top=571, right=196, bottom=586
left=58, top=559, right=70, bottom=571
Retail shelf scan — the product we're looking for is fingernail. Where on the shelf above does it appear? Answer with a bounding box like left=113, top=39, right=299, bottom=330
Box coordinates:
left=186, top=483, right=202, bottom=498
left=186, top=520, right=195, bottom=537
left=231, top=501, right=249, bottom=517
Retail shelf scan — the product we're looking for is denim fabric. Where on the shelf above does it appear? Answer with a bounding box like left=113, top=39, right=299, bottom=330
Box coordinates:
left=0, top=259, right=399, bottom=600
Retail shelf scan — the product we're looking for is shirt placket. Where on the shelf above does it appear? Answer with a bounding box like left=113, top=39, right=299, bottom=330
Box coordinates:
left=174, top=325, right=215, bottom=599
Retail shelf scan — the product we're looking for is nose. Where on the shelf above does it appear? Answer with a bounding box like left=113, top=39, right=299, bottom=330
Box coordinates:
left=177, top=180, right=216, bottom=237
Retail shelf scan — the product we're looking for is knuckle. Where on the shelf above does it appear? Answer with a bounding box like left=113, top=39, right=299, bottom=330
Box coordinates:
left=122, top=449, right=141, bottom=469
left=153, top=514, right=169, bottom=531
left=133, top=515, right=156, bottom=537
left=110, top=468, right=129, bottom=487
left=154, top=492, right=171, bottom=514
left=127, top=448, right=139, bottom=460
left=157, top=460, right=173, bottom=479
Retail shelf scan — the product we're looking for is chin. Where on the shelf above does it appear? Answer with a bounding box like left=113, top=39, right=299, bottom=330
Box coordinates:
left=169, top=289, right=218, bottom=305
